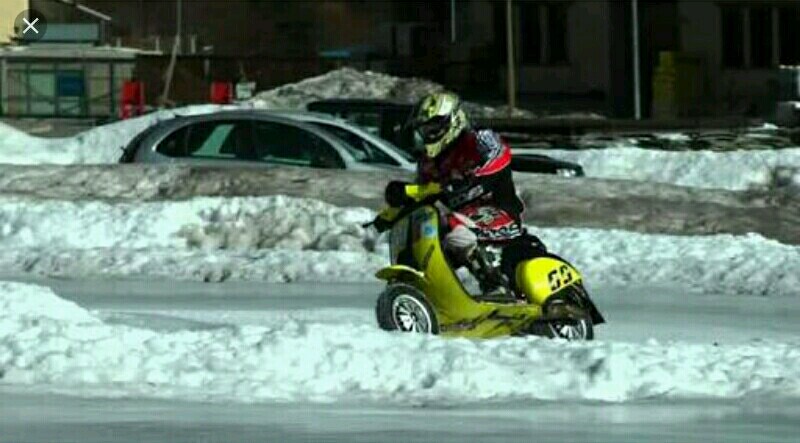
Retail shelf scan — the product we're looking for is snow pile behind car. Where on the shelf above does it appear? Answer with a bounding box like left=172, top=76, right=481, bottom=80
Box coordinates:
left=1, top=281, right=799, bottom=404
left=0, top=105, right=232, bottom=165
left=249, top=67, right=537, bottom=118
left=0, top=195, right=797, bottom=295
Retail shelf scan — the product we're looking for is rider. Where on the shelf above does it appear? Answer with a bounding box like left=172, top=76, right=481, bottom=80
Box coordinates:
left=405, top=92, right=525, bottom=297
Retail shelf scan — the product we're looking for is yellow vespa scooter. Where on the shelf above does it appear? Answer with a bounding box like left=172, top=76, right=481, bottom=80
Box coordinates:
left=365, top=182, right=604, bottom=340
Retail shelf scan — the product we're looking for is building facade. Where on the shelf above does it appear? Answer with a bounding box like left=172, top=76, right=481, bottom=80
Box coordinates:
left=15, top=0, right=800, bottom=118
left=0, top=0, right=29, bottom=44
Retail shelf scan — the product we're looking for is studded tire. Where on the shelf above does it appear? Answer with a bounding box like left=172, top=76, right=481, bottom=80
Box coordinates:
left=376, top=283, right=439, bottom=335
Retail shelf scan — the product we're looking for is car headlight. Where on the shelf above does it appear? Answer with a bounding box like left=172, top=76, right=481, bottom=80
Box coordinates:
left=556, top=168, right=577, bottom=177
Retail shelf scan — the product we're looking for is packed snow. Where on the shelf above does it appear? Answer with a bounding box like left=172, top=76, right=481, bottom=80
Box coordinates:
left=0, top=195, right=797, bottom=295
left=1, top=281, right=799, bottom=404
left=0, top=105, right=231, bottom=165
left=249, top=67, right=537, bottom=118
left=517, top=146, right=800, bottom=191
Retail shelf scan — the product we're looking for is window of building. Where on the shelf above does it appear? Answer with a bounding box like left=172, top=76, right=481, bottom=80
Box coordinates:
left=547, top=4, right=568, bottom=64
left=779, top=6, right=800, bottom=65
left=721, top=6, right=745, bottom=68
left=749, top=6, right=773, bottom=68
left=721, top=4, right=800, bottom=68
left=519, top=3, right=542, bottom=65
left=494, top=2, right=570, bottom=66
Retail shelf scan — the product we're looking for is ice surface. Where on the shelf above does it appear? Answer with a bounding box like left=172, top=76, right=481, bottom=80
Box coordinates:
left=1, top=280, right=799, bottom=404
left=0, top=195, right=797, bottom=295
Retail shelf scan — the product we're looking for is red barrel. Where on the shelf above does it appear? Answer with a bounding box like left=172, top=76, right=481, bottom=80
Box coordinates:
left=210, top=81, right=233, bottom=104
left=120, top=81, right=145, bottom=119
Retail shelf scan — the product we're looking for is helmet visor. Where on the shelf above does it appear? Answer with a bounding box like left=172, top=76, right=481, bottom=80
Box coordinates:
left=415, top=115, right=451, bottom=144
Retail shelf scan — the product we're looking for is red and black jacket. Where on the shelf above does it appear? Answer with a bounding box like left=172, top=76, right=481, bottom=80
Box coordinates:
left=418, top=129, right=524, bottom=221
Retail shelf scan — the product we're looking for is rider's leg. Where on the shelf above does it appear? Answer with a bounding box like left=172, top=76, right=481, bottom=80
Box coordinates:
left=444, top=225, right=510, bottom=297
left=443, top=225, right=478, bottom=266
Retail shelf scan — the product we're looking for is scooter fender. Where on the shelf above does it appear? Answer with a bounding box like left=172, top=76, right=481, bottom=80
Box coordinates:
left=375, top=265, right=428, bottom=289
left=516, top=257, right=583, bottom=306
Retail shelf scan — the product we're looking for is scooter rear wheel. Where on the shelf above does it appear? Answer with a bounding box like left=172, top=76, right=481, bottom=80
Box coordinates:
left=544, top=297, right=594, bottom=341
left=376, top=283, right=439, bottom=335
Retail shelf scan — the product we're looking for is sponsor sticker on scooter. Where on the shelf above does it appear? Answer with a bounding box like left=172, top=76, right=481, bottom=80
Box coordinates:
left=421, top=222, right=436, bottom=239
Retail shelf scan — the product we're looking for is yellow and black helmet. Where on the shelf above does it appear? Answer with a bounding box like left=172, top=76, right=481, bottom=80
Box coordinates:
left=412, top=92, right=468, bottom=158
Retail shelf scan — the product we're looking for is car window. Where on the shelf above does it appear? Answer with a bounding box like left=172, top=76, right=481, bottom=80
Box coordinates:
left=310, top=122, right=400, bottom=167
left=253, top=121, right=344, bottom=169
left=185, top=121, right=253, bottom=160
left=331, top=111, right=382, bottom=137
left=155, top=126, right=189, bottom=157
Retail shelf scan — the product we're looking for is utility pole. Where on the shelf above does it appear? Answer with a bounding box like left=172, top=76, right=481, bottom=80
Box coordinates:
left=631, top=0, right=642, bottom=119
left=160, top=0, right=182, bottom=106
left=450, top=0, right=457, bottom=43
left=505, top=0, right=516, bottom=109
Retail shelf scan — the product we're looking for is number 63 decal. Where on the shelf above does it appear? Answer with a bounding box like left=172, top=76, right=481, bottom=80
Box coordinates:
left=547, top=265, right=573, bottom=291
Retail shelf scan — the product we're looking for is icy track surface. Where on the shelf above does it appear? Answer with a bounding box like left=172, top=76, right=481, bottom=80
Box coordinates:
left=1, top=281, right=799, bottom=404
left=518, top=146, right=800, bottom=191
left=0, top=195, right=798, bottom=294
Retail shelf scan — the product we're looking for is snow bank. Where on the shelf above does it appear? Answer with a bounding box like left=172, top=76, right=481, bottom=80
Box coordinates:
left=250, top=67, right=536, bottom=118
left=0, top=195, right=375, bottom=251
left=0, top=195, right=797, bottom=295
left=1, top=281, right=798, bottom=403
left=536, top=228, right=800, bottom=297
left=518, top=146, right=800, bottom=191
left=0, top=105, right=234, bottom=165
left=5, top=112, right=799, bottom=191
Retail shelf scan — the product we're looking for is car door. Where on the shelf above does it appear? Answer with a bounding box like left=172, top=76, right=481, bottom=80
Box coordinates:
left=251, top=120, right=346, bottom=169
left=154, top=119, right=257, bottom=167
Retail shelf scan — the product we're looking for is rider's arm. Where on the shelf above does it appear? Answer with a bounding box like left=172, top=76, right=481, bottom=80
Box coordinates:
left=443, top=130, right=513, bottom=209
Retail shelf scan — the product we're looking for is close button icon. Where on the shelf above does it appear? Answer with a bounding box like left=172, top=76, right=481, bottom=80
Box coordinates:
left=14, top=9, right=48, bottom=42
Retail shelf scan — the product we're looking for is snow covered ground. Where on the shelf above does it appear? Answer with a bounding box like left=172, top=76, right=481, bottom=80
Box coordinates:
left=0, top=278, right=799, bottom=443
left=1, top=68, right=798, bottom=443
left=2, top=279, right=800, bottom=406
left=0, top=195, right=797, bottom=295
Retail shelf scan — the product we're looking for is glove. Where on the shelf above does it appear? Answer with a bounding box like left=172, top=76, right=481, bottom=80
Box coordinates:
left=385, top=180, right=412, bottom=207
left=373, top=216, right=393, bottom=233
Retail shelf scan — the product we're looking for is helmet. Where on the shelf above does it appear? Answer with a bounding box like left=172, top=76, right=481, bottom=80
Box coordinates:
left=412, top=92, right=468, bottom=158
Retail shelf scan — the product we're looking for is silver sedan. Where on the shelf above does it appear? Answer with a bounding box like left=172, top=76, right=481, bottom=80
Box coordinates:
left=120, top=110, right=417, bottom=172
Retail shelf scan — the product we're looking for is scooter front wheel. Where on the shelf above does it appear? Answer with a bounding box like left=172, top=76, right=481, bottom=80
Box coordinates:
left=376, top=283, right=439, bottom=335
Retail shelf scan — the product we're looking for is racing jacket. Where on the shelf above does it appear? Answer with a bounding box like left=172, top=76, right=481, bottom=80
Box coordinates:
left=418, top=128, right=524, bottom=241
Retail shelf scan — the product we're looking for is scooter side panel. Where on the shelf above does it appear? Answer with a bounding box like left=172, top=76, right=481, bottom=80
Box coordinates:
left=408, top=207, right=493, bottom=325
left=516, top=257, right=583, bottom=306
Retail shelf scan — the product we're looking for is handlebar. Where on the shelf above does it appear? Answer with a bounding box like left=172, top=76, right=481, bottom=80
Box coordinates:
left=363, top=193, right=443, bottom=232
